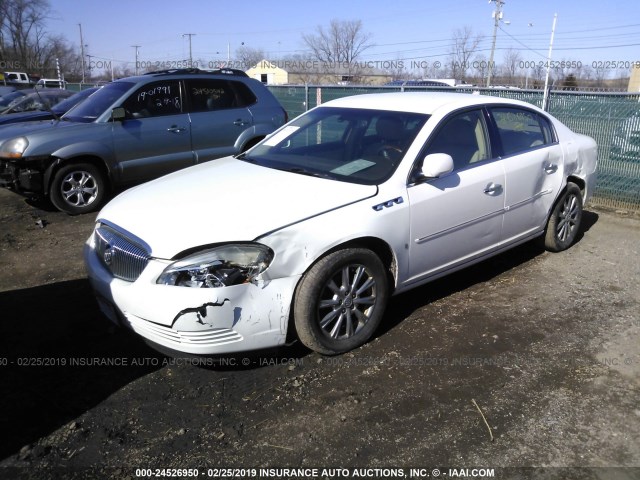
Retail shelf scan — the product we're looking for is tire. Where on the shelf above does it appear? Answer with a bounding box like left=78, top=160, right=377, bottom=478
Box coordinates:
left=544, top=182, right=583, bottom=252
left=293, top=248, right=389, bottom=355
left=50, top=162, right=106, bottom=214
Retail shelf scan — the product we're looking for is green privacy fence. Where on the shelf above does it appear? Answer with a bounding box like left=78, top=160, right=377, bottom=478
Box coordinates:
left=268, top=85, right=640, bottom=212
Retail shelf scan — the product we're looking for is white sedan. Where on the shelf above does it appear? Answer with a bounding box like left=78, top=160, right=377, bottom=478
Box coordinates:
left=84, top=92, right=597, bottom=355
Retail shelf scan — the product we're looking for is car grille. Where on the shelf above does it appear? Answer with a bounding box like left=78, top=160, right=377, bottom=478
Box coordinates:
left=94, top=224, right=150, bottom=282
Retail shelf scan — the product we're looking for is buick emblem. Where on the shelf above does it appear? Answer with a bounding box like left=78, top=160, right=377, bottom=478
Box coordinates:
left=103, top=245, right=116, bottom=266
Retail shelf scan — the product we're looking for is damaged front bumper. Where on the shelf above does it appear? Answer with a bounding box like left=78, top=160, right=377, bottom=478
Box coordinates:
left=0, top=159, right=45, bottom=194
left=84, top=241, right=301, bottom=355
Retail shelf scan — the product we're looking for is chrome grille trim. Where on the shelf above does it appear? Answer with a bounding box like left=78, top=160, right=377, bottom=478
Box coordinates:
left=126, top=314, right=244, bottom=346
left=95, top=224, right=151, bottom=282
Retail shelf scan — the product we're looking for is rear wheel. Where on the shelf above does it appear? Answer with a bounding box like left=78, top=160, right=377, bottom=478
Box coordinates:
left=50, top=163, right=106, bottom=214
left=544, top=182, right=583, bottom=252
left=293, top=248, right=389, bottom=355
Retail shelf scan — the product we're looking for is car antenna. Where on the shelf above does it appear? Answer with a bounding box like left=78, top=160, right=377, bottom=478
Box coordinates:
left=33, top=86, right=61, bottom=122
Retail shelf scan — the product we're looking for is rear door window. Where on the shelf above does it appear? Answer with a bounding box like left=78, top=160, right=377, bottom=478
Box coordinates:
left=186, top=79, right=256, bottom=113
left=490, top=107, right=555, bottom=156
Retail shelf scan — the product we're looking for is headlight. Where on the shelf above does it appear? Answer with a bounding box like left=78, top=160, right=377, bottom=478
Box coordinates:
left=157, top=243, right=274, bottom=288
left=0, top=137, right=29, bottom=159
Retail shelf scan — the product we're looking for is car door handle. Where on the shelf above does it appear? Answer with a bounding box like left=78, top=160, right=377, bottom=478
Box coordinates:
left=233, top=119, right=250, bottom=126
left=483, top=183, right=503, bottom=195
left=544, top=163, right=558, bottom=174
left=167, top=125, right=187, bottom=133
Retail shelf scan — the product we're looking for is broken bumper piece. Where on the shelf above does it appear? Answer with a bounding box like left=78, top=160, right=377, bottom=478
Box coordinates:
left=84, top=242, right=300, bottom=355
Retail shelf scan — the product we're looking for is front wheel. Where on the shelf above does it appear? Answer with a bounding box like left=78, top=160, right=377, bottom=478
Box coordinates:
left=544, top=182, right=583, bottom=252
left=50, top=163, right=106, bottom=215
left=293, top=248, right=389, bottom=355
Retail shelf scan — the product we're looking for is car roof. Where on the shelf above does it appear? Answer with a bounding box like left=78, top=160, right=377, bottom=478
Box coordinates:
left=116, top=68, right=250, bottom=84
left=321, top=92, right=543, bottom=116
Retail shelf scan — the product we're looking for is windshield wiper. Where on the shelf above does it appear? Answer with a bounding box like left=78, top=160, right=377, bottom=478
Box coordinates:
left=235, top=152, right=257, bottom=163
left=283, top=167, right=331, bottom=179
left=33, top=89, right=60, bottom=122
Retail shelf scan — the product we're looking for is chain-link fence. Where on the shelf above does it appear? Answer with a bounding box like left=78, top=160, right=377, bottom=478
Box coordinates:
left=268, top=85, right=640, bottom=211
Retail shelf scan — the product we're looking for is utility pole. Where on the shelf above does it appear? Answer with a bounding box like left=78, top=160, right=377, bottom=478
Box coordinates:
left=86, top=54, right=92, bottom=81
left=78, top=23, right=85, bottom=84
left=486, top=0, right=505, bottom=87
left=182, top=33, right=195, bottom=67
left=132, top=45, right=141, bottom=75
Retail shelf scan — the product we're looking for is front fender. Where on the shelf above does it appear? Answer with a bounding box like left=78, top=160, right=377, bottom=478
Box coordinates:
left=52, top=141, right=115, bottom=168
left=258, top=191, right=408, bottom=290
left=40, top=142, right=114, bottom=195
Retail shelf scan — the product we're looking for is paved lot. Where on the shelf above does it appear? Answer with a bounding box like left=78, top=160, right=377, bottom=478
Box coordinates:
left=0, top=187, right=638, bottom=479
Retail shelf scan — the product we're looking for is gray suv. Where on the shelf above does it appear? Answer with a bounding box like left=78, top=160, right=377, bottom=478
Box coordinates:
left=0, top=69, right=287, bottom=213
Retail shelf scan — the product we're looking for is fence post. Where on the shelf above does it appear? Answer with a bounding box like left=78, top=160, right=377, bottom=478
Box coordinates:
left=304, top=84, right=309, bottom=112
left=542, top=84, right=552, bottom=111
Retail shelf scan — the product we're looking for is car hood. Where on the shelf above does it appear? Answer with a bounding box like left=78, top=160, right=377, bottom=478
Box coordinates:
left=0, top=118, right=61, bottom=138
left=0, top=111, right=53, bottom=125
left=98, top=157, right=378, bottom=259
left=0, top=120, right=108, bottom=152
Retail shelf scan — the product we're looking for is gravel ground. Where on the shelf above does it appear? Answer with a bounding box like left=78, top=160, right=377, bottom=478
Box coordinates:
left=0, top=187, right=638, bottom=480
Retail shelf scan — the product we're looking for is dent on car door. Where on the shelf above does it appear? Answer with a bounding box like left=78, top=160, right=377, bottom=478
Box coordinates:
left=406, top=109, right=505, bottom=284
left=185, top=79, right=254, bottom=162
left=490, top=107, right=564, bottom=242
left=113, top=80, right=194, bottom=184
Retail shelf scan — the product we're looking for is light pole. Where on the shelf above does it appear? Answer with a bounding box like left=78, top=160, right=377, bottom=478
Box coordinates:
left=132, top=45, right=141, bottom=75
left=183, top=33, right=195, bottom=67
left=542, top=14, right=558, bottom=111
left=78, top=23, right=85, bottom=84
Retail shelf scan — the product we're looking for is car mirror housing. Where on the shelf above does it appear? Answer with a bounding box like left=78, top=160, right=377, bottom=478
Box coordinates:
left=111, top=107, right=126, bottom=121
left=421, top=153, right=454, bottom=178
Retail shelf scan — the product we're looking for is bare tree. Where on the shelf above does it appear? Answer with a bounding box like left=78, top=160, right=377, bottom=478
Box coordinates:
left=302, top=19, right=373, bottom=72
left=0, top=0, right=81, bottom=81
left=0, top=0, right=50, bottom=69
left=448, top=26, right=482, bottom=81
left=41, top=34, right=77, bottom=77
left=422, top=61, right=446, bottom=80
left=281, top=53, right=322, bottom=84
left=472, top=54, right=490, bottom=84
left=591, top=64, right=609, bottom=88
left=529, top=63, right=546, bottom=88
left=501, top=47, right=522, bottom=85
left=235, top=45, right=266, bottom=70
left=386, top=55, right=412, bottom=82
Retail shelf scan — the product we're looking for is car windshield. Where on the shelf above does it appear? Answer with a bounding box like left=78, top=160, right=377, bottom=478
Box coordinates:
left=63, top=82, right=134, bottom=123
left=51, top=88, right=98, bottom=114
left=243, top=106, right=429, bottom=185
left=0, top=91, right=26, bottom=107
left=0, top=91, right=68, bottom=114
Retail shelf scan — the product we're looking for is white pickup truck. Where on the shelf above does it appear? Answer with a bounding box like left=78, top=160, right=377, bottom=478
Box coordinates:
left=2, top=71, right=34, bottom=86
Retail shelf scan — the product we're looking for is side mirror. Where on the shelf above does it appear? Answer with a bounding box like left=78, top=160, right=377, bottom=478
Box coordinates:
left=111, top=107, right=126, bottom=121
left=421, top=153, right=454, bottom=178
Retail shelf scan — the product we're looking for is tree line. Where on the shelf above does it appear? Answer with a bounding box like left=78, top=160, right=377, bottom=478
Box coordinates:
left=0, top=0, right=84, bottom=80
left=0, top=2, right=631, bottom=90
